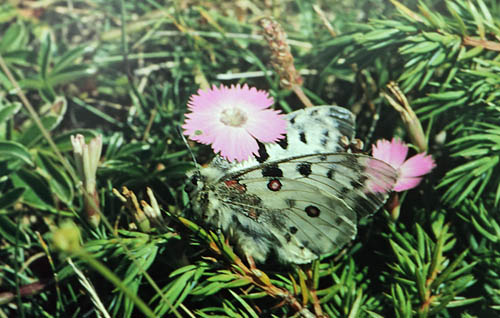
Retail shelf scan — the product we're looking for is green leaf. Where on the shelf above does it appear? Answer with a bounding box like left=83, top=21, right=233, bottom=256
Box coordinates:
left=428, top=49, right=446, bottom=66
left=0, top=4, right=17, bottom=23
left=467, top=0, right=485, bottom=39
left=0, top=187, right=25, bottom=210
left=458, top=46, right=484, bottom=61
left=0, top=140, right=34, bottom=167
left=169, top=265, right=198, bottom=278
left=446, top=297, right=482, bottom=308
left=16, top=115, right=60, bottom=148
left=446, top=2, right=467, bottom=35
left=190, top=282, right=224, bottom=296
left=399, top=60, right=427, bottom=81
left=155, top=269, right=196, bottom=315
left=52, top=45, right=93, bottom=74
left=38, top=32, right=52, bottom=80
left=418, top=2, right=445, bottom=29
left=357, top=28, right=400, bottom=42
left=2, top=49, right=31, bottom=66
left=400, top=41, right=440, bottom=54
left=0, top=102, right=21, bottom=123
left=432, top=249, right=471, bottom=289
left=0, top=214, right=29, bottom=245
left=100, top=160, right=147, bottom=178
left=422, top=32, right=450, bottom=44
left=48, top=64, right=96, bottom=86
left=495, top=182, right=500, bottom=206
left=223, top=278, right=251, bottom=288
left=122, top=244, right=158, bottom=286
left=229, top=289, right=259, bottom=318
left=365, top=311, right=384, bottom=318
left=470, top=216, right=498, bottom=243
left=427, top=90, right=466, bottom=101
left=11, top=168, right=54, bottom=210
left=37, top=153, right=74, bottom=204
left=114, top=142, right=151, bottom=158
left=0, top=23, right=27, bottom=53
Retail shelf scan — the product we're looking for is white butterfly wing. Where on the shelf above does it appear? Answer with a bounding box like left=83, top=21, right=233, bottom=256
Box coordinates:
left=217, top=153, right=396, bottom=263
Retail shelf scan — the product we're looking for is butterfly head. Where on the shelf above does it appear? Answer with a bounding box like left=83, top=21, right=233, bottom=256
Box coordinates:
left=185, top=165, right=224, bottom=195
left=184, top=166, right=226, bottom=220
left=184, top=169, right=205, bottom=197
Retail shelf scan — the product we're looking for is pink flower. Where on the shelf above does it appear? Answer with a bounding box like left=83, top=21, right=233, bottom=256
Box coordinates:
left=182, top=84, right=287, bottom=162
left=372, top=138, right=436, bottom=192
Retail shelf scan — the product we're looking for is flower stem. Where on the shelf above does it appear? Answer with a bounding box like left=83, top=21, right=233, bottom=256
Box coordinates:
left=292, top=84, right=314, bottom=108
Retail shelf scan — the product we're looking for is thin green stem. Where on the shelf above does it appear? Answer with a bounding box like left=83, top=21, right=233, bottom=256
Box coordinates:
left=120, top=0, right=146, bottom=117
left=14, top=216, right=25, bottom=318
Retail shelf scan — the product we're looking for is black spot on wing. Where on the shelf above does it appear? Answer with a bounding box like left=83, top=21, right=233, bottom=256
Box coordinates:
left=285, top=199, right=296, bottom=208
left=300, top=132, right=307, bottom=144
left=289, top=115, right=296, bottom=124
left=340, top=187, right=350, bottom=195
left=327, top=169, right=335, bottom=179
left=297, top=163, right=312, bottom=177
left=284, top=233, right=291, bottom=242
left=256, top=141, right=269, bottom=163
left=262, top=164, right=283, bottom=177
left=276, top=135, right=288, bottom=150
left=290, top=226, right=298, bottom=234
left=305, top=205, right=320, bottom=217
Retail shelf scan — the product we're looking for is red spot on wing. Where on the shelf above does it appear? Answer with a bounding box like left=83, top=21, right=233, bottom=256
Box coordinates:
left=267, top=178, right=282, bottom=191
left=224, top=180, right=247, bottom=193
left=247, top=208, right=259, bottom=221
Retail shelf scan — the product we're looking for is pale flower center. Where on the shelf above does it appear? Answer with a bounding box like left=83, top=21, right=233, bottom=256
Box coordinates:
left=219, top=107, right=248, bottom=127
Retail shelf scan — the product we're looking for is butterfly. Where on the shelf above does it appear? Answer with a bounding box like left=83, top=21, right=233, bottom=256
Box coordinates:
left=184, top=106, right=397, bottom=264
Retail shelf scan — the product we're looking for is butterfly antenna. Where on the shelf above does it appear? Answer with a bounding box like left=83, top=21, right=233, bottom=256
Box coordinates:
left=177, top=126, right=199, bottom=168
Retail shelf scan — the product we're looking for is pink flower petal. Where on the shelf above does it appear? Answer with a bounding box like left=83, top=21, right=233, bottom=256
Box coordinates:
left=245, top=109, right=287, bottom=142
left=394, top=176, right=423, bottom=192
left=211, top=127, right=259, bottom=162
left=399, top=153, right=436, bottom=178
left=371, top=138, right=436, bottom=192
left=230, top=84, right=274, bottom=110
left=372, top=138, right=409, bottom=169
left=182, top=111, right=220, bottom=144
